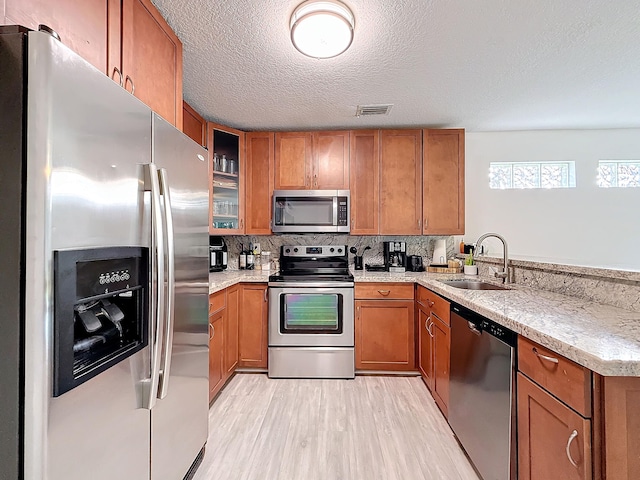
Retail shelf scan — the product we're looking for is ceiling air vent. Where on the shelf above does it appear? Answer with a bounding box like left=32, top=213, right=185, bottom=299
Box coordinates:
left=355, top=104, right=393, bottom=117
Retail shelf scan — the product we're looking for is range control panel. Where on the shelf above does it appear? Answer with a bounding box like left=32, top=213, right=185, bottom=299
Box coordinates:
left=282, top=245, right=346, bottom=258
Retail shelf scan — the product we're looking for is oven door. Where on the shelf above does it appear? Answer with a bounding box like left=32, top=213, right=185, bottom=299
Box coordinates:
left=268, top=286, right=354, bottom=347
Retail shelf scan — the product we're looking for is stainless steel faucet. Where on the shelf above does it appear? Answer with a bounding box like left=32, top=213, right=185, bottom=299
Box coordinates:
left=475, top=233, right=509, bottom=283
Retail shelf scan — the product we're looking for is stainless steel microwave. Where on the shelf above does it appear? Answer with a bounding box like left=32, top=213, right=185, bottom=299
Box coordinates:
left=272, top=190, right=350, bottom=233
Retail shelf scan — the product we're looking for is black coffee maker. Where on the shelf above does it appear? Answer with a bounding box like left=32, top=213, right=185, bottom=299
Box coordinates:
left=383, top=241, right=407, bottom=273
left=209, top=236, right=228, bottom=272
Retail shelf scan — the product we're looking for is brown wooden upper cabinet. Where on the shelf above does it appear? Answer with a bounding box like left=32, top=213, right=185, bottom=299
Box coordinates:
left=5, top=0, right=183, bottom=128
left=3, top=0, right=115, bottom=74
left=274, top=131, right=349, bottom=190
left=349, top=130, right=380, bottom=235
left=379, top=130, right=423, bottom=235
left=245, top=132, right=275, bottom=235
left=422, top=129, right=465, bottom=235
left=121, top=0, right=183, bottom=128
left=183, top=102, right=207, bottom=147
left=209, top=122, right=245, bottom=235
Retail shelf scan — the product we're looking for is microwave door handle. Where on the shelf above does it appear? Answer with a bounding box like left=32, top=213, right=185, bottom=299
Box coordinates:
left=332, top=196, right=338, bottom=226
left=142, top=163, right=165, bottom=410
left=157, top=168, right=175, bottom=399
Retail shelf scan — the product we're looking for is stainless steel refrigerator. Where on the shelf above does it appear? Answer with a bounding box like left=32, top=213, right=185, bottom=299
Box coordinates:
left=0, top=26, right=209, bottom=480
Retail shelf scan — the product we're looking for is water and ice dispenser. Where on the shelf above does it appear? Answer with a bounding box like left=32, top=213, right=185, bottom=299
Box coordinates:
left=53, top=247, right=149, bottom=396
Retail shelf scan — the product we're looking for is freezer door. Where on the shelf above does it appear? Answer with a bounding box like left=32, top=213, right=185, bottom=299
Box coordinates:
left=24, top=31, right=152, bottom=480
left=150, top=114, right=209, bottom=480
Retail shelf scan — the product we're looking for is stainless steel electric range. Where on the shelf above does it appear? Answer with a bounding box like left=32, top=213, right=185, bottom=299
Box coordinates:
left=268, top=245, right=355, bottom=378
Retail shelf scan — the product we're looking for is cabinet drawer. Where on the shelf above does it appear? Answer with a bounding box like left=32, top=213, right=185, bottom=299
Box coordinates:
left=355, top=283, right=414, bottom=300
left=416, top=286, right=450, bottom=325
left=209, top=290, right=226, bottom=315
left=518, top=336, right=592, bottom=417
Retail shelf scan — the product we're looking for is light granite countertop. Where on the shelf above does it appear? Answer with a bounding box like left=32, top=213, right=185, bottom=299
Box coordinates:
left=209, top=270, right=640, bottom=376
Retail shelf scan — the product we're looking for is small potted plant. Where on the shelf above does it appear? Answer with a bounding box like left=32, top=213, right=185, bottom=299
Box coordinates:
left=464, top=253, right=478, bottom=275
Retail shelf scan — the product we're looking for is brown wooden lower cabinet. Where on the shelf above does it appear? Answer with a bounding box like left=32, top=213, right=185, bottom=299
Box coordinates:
left=355, top=299, right=415, bottom=370
left=431, top=313, right=450, bottom=416
left=238, top=283, right=268, bottom=368
left=416, top=285, right=450, bottom=416
left=600, top=376, right=640, bottom=479
left=208, top=309, right=224, bottom=403
left=518, top=372, right=592, bottom=480
left=224, top=285, right=239, bottom=376
left=418, top=305, right=434, bottom=386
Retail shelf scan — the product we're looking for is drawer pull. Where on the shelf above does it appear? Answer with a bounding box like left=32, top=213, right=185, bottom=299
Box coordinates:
left=209, top=324, right=214, bottom=340
left=428, top=300, right=435, bottom=307
left=209, top=303, right=213, bottom=310
left=533, top=347, right=559, bottom=364
left=378, top=290, right=391, bottom=296
left=566, top=430, right=579, bottom=468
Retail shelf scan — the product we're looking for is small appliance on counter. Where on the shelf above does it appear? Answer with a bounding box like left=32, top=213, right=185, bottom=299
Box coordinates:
left=407, top=255, right=425, bottom=272
left=209, top=236, right=228, bottom=272
left=384, top=241, right=407, bottom=273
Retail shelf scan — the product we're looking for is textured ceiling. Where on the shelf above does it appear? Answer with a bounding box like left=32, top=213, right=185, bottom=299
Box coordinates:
left=152, top=0, right=640, bottom=132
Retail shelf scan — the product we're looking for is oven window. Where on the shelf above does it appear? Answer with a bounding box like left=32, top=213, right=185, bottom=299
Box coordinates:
left=280, top=293, right=343, bottom=334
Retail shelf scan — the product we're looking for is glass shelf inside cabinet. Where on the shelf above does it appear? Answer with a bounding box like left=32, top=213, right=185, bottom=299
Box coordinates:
left=212, top=129, right=240, bottom=230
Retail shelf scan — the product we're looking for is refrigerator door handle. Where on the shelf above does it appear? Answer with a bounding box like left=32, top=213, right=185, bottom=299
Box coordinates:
left=157, top=168, right=175, bottom=399
left=142, top=163, right=165, bottom=410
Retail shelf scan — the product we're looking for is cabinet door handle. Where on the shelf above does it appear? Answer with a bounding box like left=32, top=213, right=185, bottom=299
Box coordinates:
left=378, top=290, right=390, bottom=296
left=264, top=288, right=268, bottom=302
left=566, top=430, right=579, bottom=468
left=427, top=317, right=434, bottom=337
left=533, top=347, right=559, bottom=364
left=424, top=218, right=428, bottom=229
left=417, top=219, right=421, bottom=229
left=306, top=175, right=311, bottom=187
left=209, top=323, right=214, bottom=340
left=239, top=218, right=244, bottom=230
left=124, top=74, right=135, bottom=95
left=314, top=174, right=318, bottom=187
left=111, top=67, right=123, bottom=86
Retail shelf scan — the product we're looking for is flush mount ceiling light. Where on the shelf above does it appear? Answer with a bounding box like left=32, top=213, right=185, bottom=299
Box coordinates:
left=290, top=0, right=355, bottom=59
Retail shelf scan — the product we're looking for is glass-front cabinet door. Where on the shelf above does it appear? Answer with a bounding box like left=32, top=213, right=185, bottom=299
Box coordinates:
left=208, top=123, right=245, bottom=234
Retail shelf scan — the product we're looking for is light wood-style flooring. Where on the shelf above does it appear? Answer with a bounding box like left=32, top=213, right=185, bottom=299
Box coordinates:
left=193, top=374, right=479, bottom=480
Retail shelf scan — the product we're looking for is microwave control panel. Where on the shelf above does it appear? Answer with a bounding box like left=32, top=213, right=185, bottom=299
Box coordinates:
left=337, top=198, right=348, bottom=226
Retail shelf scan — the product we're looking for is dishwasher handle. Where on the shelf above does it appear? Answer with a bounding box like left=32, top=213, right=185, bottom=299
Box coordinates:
left=467, top=321, right=482, bottom=336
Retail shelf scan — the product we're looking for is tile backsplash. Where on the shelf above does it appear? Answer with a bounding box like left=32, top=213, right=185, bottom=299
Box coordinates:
left=222, top=234, right=455, bottom=270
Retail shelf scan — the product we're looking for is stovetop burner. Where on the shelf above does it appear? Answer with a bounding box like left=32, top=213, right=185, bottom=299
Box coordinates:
left=269, top=244, right=353, bottom=286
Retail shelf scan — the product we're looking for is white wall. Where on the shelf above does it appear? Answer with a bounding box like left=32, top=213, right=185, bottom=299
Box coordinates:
left=465, top=129, right=640, bottom=271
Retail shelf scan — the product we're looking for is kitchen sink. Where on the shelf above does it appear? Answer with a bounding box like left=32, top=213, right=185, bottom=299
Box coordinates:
left=440, top=280, right=510, bottom=290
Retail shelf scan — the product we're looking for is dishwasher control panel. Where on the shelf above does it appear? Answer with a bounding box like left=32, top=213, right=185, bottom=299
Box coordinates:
left=452, top=303, right=516, bottom=346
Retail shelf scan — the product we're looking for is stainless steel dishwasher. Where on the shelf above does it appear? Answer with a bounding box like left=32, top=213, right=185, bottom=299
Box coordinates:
left=449, top=302, right=517, bottom=480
